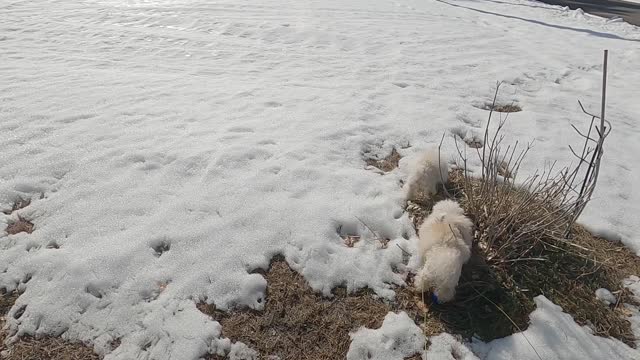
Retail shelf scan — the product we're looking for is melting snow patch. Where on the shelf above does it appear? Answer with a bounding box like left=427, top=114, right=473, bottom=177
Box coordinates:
left=472, top=295, right=639, bottom=360
left=623, top=276, right=640, bottom=347
left=347, top=311, right=424, bottom=360
left=595, top=288, right=617, bottom=305
left=426, top=333, right=478, bottom=360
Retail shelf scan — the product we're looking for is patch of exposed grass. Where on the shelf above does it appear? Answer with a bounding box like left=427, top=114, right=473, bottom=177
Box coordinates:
left=4, top=199, right=35, bottom=235
left=197, top=256, right=444, bottom=360
left=492, top=104, right=521, bottom=113
left=365, top=147, right=401, bottom=172
left=0, top=292, right=20, bottom=319
left=1, top=336, right=100, bottom=360
left=475, top=102, right=522, bottom=113
left=0, top=292, right=99, bottom=360
left=6, top=216, right=34, bottom=235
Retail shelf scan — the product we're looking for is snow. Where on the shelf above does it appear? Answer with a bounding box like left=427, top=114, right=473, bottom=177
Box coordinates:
left=426, top=333, right=479, bottom=360
left=595, top=288, right=617, bottom=305
left=347, top=311, right=425, bottom=360
left=471, top=296, right=640, bottom=360
left=625, top=276, right=640, bottom=296
left=353, top=295, right=640, bottom=360
left=1, top=0, right=640, bottom=359
left=226, top=342, right=258, bottom=360
left=624, top=276, right=640, bottom=347
left=596, top=288, right=618, bottom=305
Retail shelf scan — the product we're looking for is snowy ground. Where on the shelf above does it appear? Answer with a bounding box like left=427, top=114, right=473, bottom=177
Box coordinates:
left=1, top=0, right=640, bottom=359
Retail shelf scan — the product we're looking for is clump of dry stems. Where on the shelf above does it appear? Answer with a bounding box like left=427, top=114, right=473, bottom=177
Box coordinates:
left=437, top=75, right=639, bottom=346
left=454, top=81, right=611, bottom=263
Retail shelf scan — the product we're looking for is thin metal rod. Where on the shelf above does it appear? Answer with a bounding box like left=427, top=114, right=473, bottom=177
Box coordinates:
left=601, top=50, right=608, bottom=131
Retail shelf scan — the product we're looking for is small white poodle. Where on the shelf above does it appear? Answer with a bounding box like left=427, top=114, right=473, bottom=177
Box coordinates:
left=405, top=148, right=448, bottom=201
left=415, top=199, right=473, bottom=304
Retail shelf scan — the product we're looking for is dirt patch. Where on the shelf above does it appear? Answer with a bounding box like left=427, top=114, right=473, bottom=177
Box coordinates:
left=197, top=256, right=444, bottom=360
left=406, top=169, right=640, bottom=345
left=6, top=216, right=34, bottom=235
left=365, top=147, right=401, bottom=172
left=0, top=292, right=99, bottom=360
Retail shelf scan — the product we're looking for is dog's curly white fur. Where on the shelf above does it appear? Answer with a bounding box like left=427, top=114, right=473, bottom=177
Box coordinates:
left=415, top=200, right=473, bottom=303
left=405, top=148, right=448, bottom=201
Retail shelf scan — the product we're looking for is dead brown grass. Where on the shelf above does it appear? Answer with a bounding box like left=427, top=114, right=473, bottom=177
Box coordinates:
left=474, top=101, right=522, bottom=113
left=6, top=216, right=34, bottom=235
left=197, top=256, right=443, bottom=360
left=0, top=292, right=99, bottom=360
left=492, top=104, right=522, bottom=113
left=365, top=147, right=401, bottom=172
left=4, top=199, right=35, bottom=235
left=0, top=292, right=20, bottom=321
left=2, top=336, right=100, bottom=360
left=464, top=139, right=483, bottom=149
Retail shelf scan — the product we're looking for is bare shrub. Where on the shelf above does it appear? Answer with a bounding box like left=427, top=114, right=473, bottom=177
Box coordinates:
left=454, top=81, right=610, bottom=262
left=432, top=74, right=639, bottom=345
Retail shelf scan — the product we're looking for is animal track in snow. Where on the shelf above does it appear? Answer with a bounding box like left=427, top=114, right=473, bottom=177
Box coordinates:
left=257, top=139, right=277, bottom=145
left=450, top=126, right=483, bottom=149
left=150, top=237, right=171, bottom=257
left=335, top=219, right=391, bottom=249
left=85, top=282, right=107, bottom=299
left=264, top=101, right=282, bottom=108
left=227, top=126, right=254, bottom=133
left=392, top=82, right=409, bottom=88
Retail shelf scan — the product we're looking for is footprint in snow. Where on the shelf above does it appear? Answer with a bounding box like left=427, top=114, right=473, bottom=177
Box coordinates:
left=264, top=101, right=282, bottom=108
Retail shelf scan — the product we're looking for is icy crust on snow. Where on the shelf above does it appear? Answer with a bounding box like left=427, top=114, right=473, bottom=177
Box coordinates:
left=426, top=333, right=479, bottom=360
left=595, top=287, right=617, bottom=305
left=472, top=296, right=640, bottom=360
left=347, top=311, right=425, bottom=360
left=350, top=294, right=640, bottom=360
left=2, top=0, right=640, bottom=359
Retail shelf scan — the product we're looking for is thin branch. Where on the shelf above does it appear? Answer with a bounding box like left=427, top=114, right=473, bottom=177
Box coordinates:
left=396, top=244, right=412, bottom=256
left=469, top=285, right=544, bottom=360
left=438, top=132, right=452, bottom=198
left=570, top=123, right=597, bottom=143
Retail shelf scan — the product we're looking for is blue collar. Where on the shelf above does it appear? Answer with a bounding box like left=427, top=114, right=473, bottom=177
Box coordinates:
left=431, top=292, right=440, bottom=305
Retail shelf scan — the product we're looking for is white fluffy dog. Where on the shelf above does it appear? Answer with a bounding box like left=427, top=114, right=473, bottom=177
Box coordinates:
left=415, top=200, right=473, bottom=303
left=405, top=148, right=448, bottom=201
